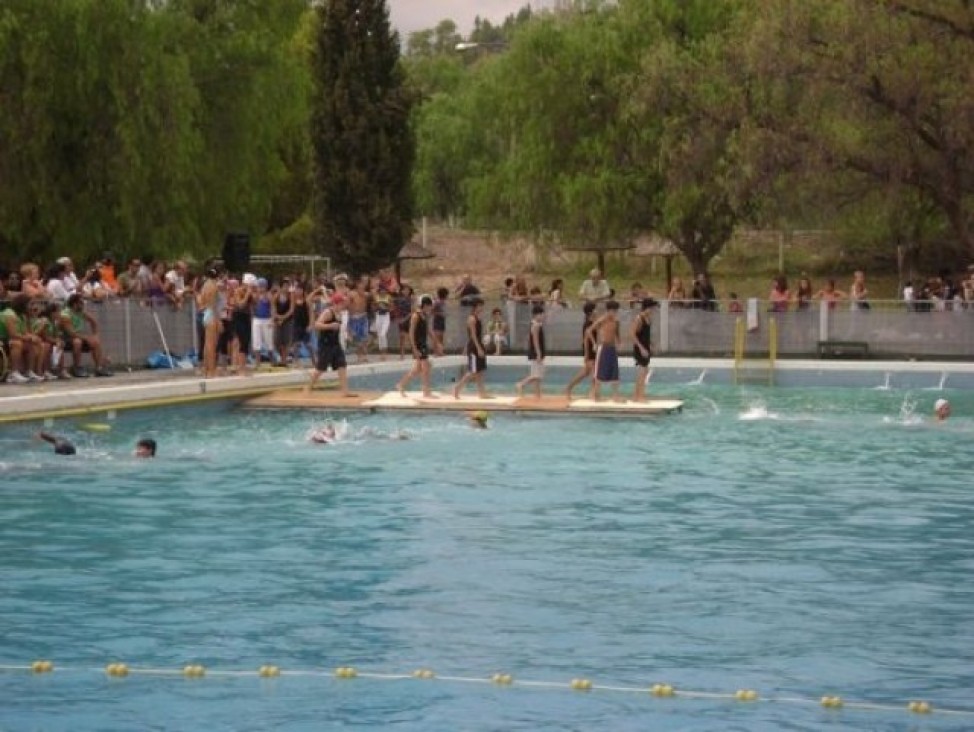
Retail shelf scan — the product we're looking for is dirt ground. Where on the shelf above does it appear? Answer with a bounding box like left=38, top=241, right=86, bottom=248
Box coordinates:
left=401, top=225, right=543, bottom=295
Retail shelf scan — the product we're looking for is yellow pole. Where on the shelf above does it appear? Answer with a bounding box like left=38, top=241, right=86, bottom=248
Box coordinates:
left=734, top=318, right=744, bottom=384
left=768, top=318, right=777, bottom=386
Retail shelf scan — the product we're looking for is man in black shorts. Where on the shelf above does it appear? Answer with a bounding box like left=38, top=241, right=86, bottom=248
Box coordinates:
left=396, top=295, right=434, bottom=398
left=453, top=298, right=490, bottom=399
left=305, top=293, right=353, bottom=397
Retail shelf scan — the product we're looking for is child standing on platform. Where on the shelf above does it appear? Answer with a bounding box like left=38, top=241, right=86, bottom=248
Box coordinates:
left=588, top=300, right=622, bottom=402
left=515, top=305, right=545, bottom=400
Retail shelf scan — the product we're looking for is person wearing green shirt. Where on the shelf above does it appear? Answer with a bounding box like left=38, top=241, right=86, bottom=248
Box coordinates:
left=1, top=294, right=44, bottom=383
left=59, top=294, right=113, bottom=378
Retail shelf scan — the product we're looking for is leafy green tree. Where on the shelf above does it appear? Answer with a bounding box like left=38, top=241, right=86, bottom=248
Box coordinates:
left=311, top=0, right=414, bottom=277
left=456, top=5, right=659, bottom=260
left=629, top=0, right=762, bottom=275
left=743, top=0, right=974, bottom=259
left=0, top=0, right=309, bottom=266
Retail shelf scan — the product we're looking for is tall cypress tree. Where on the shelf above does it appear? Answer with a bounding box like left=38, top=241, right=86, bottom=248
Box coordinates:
left=311, top=0, right=415, bottom=277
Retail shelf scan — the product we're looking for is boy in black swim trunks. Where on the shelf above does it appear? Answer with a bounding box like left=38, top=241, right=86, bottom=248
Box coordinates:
left=587, top=300, right=621, bottom=402
left=630, top=298, right=656, bottom=402
left=453, top=298, right=490, bottom=399
left=396, top=295, right=434, bottom=398
left=305, top=293, right=353, bottom=397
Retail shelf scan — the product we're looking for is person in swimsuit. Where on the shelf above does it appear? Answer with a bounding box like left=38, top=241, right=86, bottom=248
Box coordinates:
left=134, top=438, right=157, bottom=457
left=197, top=268, right=221, bottom=378
left=345, top=277, right=371, bottom=363
left=453, top=298, right=490, bottom=399
left=37, top=433, right=156, bottom=457
left=631, top=298, right=656, bottom=402
left=565, top=302, right=597, bottom=400
left=396, top=295, right=434, bottom=398
left=467, top=410, right=489, bottom=429
left=305, top=294, right=353, bottom=396
left=216, top=278, right=236, bottom=374
left=272, top=280, right=294, bottom=366
left=37, top=431, right=76, bottom=455
left=309, top=423, right=337, bottom=444
left=515, top=305, right=546, bottom=400
left=431, top=287, right=449, bottom=357
left=231, top=277, right=254, bottom=373
left=289, top=284, right=312, bottom=364
left=588, top=300, right=621, bottom=402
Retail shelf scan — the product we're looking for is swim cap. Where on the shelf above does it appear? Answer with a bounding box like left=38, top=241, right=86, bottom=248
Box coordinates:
left=256, top=278, right=268, bottom=289
left=935, top=398, right=949, bottom=411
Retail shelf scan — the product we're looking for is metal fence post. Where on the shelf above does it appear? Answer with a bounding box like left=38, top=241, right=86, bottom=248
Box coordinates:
left=660, top=300, right=670, bottom=354
left=819, top=300, right=829, bottom=343
left=123, top=298, right=132, bottom=365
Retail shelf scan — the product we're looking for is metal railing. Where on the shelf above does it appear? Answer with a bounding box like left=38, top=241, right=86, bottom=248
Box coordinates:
left=435, top=299, right=974, bottom=360
left=20, top=297, right=969, bottom=369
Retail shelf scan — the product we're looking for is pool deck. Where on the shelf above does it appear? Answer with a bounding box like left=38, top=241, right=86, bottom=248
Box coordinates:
left=0, top=356, right=971, bottom=424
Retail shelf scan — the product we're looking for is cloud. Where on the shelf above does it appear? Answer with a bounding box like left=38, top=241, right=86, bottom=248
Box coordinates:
left=389, top=0, right=532, bottom=37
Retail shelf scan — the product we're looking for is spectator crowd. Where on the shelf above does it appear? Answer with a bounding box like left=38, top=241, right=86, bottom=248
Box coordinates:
left=3, top=252, right=973, bottom=386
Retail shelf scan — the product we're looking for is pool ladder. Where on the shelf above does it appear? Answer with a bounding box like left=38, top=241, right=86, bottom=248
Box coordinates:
left=734, top=317, right=776, bottom=386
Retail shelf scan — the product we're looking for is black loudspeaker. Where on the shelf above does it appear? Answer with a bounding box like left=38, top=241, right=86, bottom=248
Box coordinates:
left=222, top=232, right=251, bottom=273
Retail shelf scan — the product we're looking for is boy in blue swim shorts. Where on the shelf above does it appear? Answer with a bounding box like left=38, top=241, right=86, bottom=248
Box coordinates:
left=587, top=300, right=621, bottom=402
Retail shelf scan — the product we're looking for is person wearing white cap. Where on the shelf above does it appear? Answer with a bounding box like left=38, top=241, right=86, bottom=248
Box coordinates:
left=56, top=257, right=79, bottom=294
left=934, top=398, right=951, bottom=421
left=578, top=268, right=611, bottom=304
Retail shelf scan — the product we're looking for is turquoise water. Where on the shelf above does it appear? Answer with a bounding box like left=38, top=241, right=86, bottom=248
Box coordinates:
left=2, top=376, right=973, bottom=731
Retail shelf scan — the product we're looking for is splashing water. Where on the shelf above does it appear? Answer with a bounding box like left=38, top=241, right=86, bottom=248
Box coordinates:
left=738, top=402, right=779, bottom=421
left=685, top=369, right=708, bottom=386
left=883, top=394, right=923, bottom=426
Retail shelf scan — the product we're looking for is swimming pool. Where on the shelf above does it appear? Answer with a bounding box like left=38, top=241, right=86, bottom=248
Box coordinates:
left=1, top=373, right=972, bottom=731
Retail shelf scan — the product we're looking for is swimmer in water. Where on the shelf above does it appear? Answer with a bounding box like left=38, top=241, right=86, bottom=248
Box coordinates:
left=135, top=438, right=157, bottom=458
left=37, top=431, right=76, bottom=455
left=468, top=411, right=489, bottom=429
left=934, top=398, right=951, bottom=422
left=309, top=423, right=337, bottom=444
left=37, top=432, right=156, bottom=457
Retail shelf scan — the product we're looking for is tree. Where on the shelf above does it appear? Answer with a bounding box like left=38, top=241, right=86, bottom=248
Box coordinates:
left=0, top=0, right=309, bottom=266
left=458, top=4, right=659, bottom=257
left=743, top=0, right=974, bottom=259
left=311, top=0, right=415, bottom=277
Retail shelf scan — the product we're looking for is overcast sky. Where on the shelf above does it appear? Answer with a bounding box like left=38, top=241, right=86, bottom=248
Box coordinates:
left=388, top=0, right=535, bottom=38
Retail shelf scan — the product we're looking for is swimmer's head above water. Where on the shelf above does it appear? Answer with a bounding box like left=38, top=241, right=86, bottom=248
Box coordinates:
left=310, top=424, right=337, bottom=444
left=934, top=398, right=951, bottom=421
left=468, top=411, right=489, bottom=429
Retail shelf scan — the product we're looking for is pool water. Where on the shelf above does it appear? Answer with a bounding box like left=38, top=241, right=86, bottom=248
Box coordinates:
left=1, top=376, right=973, bottom=731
